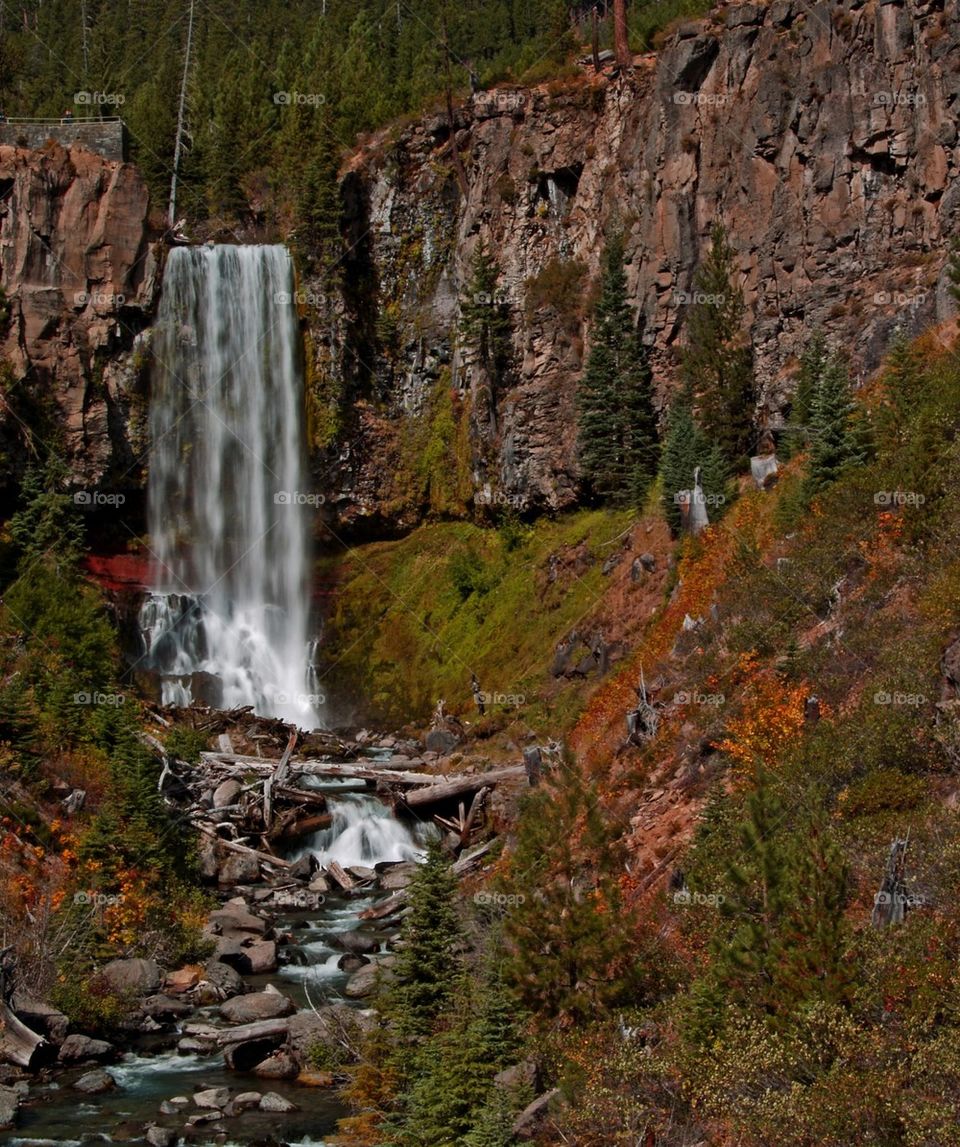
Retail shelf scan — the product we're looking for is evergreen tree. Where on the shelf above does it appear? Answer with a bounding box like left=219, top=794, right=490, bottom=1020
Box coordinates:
left=694, top=771, right=850, bottom=1031
left=504, top=757, right=643, bottom=1023
left=682, top=222, right=756, bottom=468
left=659, top=391, right=729, bottom=534
left=463, top=1088, right=520, bottom=1147
left=805, top=352, right=867, bottom=496
left=780, top=329, right=827, bottom=460
left=388, top=837, right=463, bottom=1042
left=460, top=240, right=513, bottom=394
left=577, top=233, right=658, bottom=506
left=877, top=326, right=924, bottom=452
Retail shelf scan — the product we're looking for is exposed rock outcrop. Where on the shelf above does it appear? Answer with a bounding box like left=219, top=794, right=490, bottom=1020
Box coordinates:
left=0, top=141, right=156, bottom=498
left=309, top=0, right=960, bottom=531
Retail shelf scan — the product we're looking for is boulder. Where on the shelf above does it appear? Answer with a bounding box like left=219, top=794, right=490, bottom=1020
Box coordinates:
left=344, top=962, right=383, bottom=999
left=219, top=991, right=295, bottom=1024
left=58, top=1034, right=114, bottom=1063
left=145, top=1127, right=177, bottom=1147
left=0, top=1084, right=19, bottom=1130
left=424, top=728, right=460, bottom=755
left=212, top=779, right=242, bottom=808
left=218, top=851, right=261, bottom=885
left=74, top=1068, right=116, bottom=1094
left=346, top=865, right=377, bottom=882
left=332, top=930, right=380, bottom=955
left=96, top=957, right=162, bottom=997
left=252, top=1049, right=299, bottom=1080
left=159, top=1096, right=190, bottom=1114
left=377, top=861, right=418, bottom=890
left=288, top=855, right=315, bottom=880
left=193, top=1085, right=230, bottom=1109
left=227, top=1090, right=262, bottom=1113
left=207, top=906, right=268, bottom=937
left=142, top=995, right=194, bottom=1020
left=337, top=953, right=370, bottom=974
left=259, top=1091, right=299, bottom=1112
left=203, top=960, right=245, bottom=999
left=164, top=964, right=204, bottom=994
left=242, top=940, right=278, bottom=974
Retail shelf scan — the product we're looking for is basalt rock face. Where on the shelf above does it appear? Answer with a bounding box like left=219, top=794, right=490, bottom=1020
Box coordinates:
left=312, top=0, right=960, bottom=533
left=0, top=142, right=156, bottom=499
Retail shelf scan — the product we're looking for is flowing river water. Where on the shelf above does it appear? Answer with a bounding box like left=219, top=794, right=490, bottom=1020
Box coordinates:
left=13, top=783, right=433, bottom=1145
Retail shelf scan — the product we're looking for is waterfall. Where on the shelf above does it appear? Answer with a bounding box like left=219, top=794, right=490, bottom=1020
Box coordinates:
left=138, top=245, right=320, bottom=728
left=295, top=793, right=431, bottom=868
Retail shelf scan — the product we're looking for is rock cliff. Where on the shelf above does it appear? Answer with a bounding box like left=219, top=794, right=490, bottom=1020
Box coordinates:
left=310, top=0, right=960, bottom=533
left=0, top=141, right=155, bottom=498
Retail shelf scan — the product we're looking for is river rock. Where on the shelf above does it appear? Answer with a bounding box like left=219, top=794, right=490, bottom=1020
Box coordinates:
left=202, top=960, right=244, bottom=999
left=219, top=991, right=295, bottom=1024
left=193, top=1085, right=231, bottom=1109
left=288, top=855, right=315, bottom=880
left=337, top=953, right=370, bottom=974
left=74, top=1069, right=116, bottom=1094
left=96, top=957, right=162, bottom=997
left=58, top=1034, right=114, bottom=1063
left=252, top=1049, right=299, bottom=1079
left=346, top=865, right=377, bottom=883
left=228, top=1090, right=262, bottom=1112
left=159, top=1096, right=190, bottom=1114
left=177, top=1038, right=210, bottom=1054
left=212, top=779, right=242, bottom=808
left=332, top=930, right=380, bottom=955
left=208, top=905, right=269, bottom=938
left=165, top=964, right=204, bottom=994
left=377, top=861, right=418, bottom=890
left=145, top=1127, right=177, bottom=1147
left=259, top=1091, right=299, bottom=1112
left=308, top=874, right=330, bottom=893
left=142, top=994, right=194, bottom=1020
left=0, top=1084, right=19, bottom=1129
left=344, top=962, right=383, bottom=999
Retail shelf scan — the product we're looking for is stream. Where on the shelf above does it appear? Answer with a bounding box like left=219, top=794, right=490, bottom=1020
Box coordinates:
left=11, top=782, right=433, bottom=1146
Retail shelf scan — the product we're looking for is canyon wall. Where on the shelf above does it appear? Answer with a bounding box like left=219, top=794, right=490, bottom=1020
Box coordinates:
left=0, top=141, right=155, bottom=496
left=309, top=0, right=960, bottom=534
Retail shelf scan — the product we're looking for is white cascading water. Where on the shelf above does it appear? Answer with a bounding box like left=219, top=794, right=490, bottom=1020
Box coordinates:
left=138, top=245, right=320, bottom=728
left=296, top=792, right=429, bottom=868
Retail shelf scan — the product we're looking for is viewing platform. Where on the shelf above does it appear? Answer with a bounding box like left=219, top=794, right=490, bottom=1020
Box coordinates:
left=0, top=116, right=126, bottom=162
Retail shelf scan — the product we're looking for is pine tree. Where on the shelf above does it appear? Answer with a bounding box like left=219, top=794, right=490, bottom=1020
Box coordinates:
left=463, top=1088, right=520, bottom=1147
left=693, top=771, right=851, bottom=1032
left=659, top=391, right=729, bottom=534
left=804, top=352, right=867, bottom=496
left=503, top=757, right=643, bottom=1023
left=877, top=326, right=923, bottom=452
left=577, top=233, right=659, bottom=506
left=682, top=222, right=756, bottom=468
left=780, top=329, right=827, bottom=460
left=460, top=240, right=512, bottom=393
left=388, top=837, right=464, bottom=1042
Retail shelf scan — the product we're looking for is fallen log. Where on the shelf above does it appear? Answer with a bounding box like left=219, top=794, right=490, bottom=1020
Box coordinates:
left=358, top=892, right=407, bottom=920
left=326, top=860, right=357, bottom=891
left=401, top=766, right=525, bottom=810
left=0, top=1001, right=46, bottom=1069
left=192, top=822, right=292, bottom=869
left=181, top=1017, right=290, bottom=1047
left=199, top=753, right=440, bottom=788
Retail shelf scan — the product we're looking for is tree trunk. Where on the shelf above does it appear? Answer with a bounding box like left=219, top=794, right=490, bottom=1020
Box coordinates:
left=614, top=0, right=630, bottom=67
left=0, top=1002, right=46, bottom=1069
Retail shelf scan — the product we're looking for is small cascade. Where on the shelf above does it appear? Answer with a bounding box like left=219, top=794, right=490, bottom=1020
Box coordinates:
left=295, top=792, right=429, bottom=868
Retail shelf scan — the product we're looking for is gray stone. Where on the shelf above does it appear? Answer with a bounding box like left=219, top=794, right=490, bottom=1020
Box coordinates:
left=96, top=957, right=162, bottom=997
left=252, top=1049, right=299, bottom=1080
left=218, top=851, right=261, bottom=885
left=145, top=1127, right=177, bottom=1147
left=332, top=930, right=380, bottom=956
left=344, top=961, right=385, bottom=999
left=193, top=1085, right=231, bottom=1109
left=74, top=1069, right=116, bottom=1094
left=219, top=991, right=295, bottom=1024
left=58, top=1034, right=114, bottom=1063
left=259, top=1091, right=299, bottom=1112
left=337, top=953, right=370, bottom=974
left=424, top=728, right=459, bottom=755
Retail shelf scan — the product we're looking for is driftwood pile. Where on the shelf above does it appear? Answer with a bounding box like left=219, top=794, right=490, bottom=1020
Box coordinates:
left=150, top=712, right=527, bottom=882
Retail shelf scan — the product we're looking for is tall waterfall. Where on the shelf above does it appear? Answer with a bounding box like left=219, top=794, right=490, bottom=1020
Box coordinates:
left=138, top=245, right=320, bottom=728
